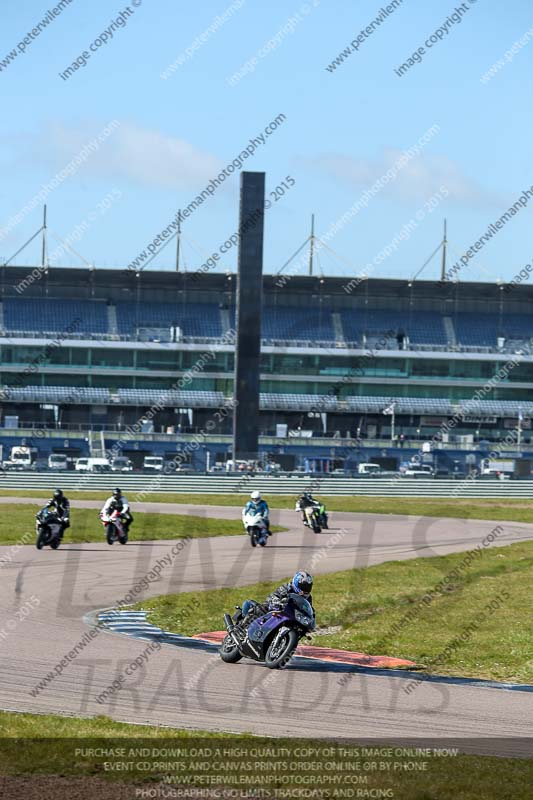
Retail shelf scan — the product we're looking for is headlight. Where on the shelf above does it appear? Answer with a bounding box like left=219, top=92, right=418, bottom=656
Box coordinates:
left=295, top=611, right=312, bottom=626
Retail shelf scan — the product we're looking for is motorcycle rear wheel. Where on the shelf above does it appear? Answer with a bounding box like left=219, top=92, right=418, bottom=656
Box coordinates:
left=119, top=532, right=128, bottom=545
left=265, top=628, right=298, bottom=669
left=219, top=634, right=243, bottom=663
left=50, top=539, right=60, bottom=549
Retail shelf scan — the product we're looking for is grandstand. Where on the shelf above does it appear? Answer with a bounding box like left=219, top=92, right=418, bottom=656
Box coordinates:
left=1, top=265, right=533, bottom=469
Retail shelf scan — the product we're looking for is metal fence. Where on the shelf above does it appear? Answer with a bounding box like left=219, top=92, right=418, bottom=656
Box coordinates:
left=0, top=472, right=532, bottom=497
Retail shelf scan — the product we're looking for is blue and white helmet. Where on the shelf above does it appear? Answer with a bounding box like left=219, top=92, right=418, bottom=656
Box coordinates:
left=251, top=491, right=261, bottom=503
left=292, top=570, right=313, bottom=596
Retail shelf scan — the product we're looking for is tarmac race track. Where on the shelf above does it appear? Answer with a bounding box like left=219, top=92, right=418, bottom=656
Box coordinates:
left=0, top=500, right=532, bottom=757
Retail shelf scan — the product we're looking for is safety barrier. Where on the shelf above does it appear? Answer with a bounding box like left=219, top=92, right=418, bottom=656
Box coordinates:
left=0, top=472, right=532, bottom=497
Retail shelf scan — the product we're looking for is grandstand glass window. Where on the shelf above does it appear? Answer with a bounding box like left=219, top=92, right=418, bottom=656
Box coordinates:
left=136, top=351, right=181, bottom=370
left=262, top=380, right=317, bottom=394
left=2, top=345, right=45, bottom=365
left=491, top=387, right=533, bottom=401
left=47, top=347, right=70, bottom=366
left=361, top=357, right=408, bottom=378
left=130, top=377, right=175, bottom=390
left=68, top=348, right=90, bottom=366
left=133, top=375, right=217, bottom=391
left=90, top=348, right=135, bottom=368
left=180, top=351, right=231, bottom=371
left=410, top=359, right=455, bottom=378
left=42, top=374, right=90, bottom=387
left=91, top=375, right=133, bottom=389
left=3, top=344, right=73, bottom=366
left=272, top=354, right=316, bottom=374
left=506, top=362, right=533, bottom=382
left=451, top=361, right=501, bottom=380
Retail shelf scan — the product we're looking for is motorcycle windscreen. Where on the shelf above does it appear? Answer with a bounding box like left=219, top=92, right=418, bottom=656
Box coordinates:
left=41, top=508, right=60, bottom=523
left=287, top=593, right=313, bottom=617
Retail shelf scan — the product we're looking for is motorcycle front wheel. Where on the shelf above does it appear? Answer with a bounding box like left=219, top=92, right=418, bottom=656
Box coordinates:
left=106, top=524, right=115, bottom=545
left=219, top=634, right=243, bottom=663
left=36, top=527, right=47, bottom=550
left=248, top=527, right=258, bottom=547
left=265, top=628, right=298, bottom=669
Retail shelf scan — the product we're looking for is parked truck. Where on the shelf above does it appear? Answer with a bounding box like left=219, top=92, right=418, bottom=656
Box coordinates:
left=481, top=458, right=531, bottom=480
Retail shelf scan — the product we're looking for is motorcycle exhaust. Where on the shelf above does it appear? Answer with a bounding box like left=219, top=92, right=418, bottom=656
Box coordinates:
left=224, top=613, right=242, bottom=648
left=224, top=613, right=234, bottom=632
left=224, top=614, right=241, bottom=648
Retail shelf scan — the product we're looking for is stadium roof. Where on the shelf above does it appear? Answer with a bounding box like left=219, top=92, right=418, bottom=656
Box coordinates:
left=2, top=264, right=532, bottom=304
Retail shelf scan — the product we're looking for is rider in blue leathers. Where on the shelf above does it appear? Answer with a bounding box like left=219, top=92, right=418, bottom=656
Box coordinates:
left=243, top=490, right=271, bottom=538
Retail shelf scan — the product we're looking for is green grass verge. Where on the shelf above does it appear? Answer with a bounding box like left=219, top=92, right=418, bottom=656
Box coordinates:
left=0, top=711, right=530, bottom=799
left=0, top=503, right=284, bottom=546
left=137, top=541, right=533, bottom=683
left=0, top=710, right=227, bottom=739
left=1, top=490, right=533, bottom=524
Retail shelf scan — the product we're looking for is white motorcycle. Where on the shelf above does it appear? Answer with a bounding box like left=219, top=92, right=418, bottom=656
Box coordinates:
left=242, top=510, right=269, bottom=547
left=101, top=508, right=128, bottom=545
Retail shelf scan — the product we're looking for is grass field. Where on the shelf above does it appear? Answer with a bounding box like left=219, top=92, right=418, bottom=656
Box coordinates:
left=1, top=489, right=533, bottom=523
left=137, top=540, right=533, bottom=682
left=0, top=503, right=284, bottom=546
left=0, top=711, right=530, bottom=800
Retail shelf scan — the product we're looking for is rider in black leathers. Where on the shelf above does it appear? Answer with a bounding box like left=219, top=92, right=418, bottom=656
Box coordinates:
left=46, top=488, right=70, bottom=538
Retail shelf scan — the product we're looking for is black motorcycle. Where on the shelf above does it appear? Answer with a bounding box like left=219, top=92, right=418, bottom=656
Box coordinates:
left=35, top=505, right=63, bottom=550
left=220, top=593, right=315, bottom=669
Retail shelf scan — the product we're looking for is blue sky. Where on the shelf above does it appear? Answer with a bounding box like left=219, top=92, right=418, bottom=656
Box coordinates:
left=1, top=0, right=532, bottom=283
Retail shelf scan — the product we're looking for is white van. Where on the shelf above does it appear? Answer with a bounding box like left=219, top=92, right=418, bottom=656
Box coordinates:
left=75, top=457, right=110, bottom=473
left=357, top=462, right=382, bottom=475
left=3, top=446, right=33, bottom=470
left=143, top=456, right=164, bottom=472
left=48, top=453, right=68, bottom=470
left=403, top=464, right=434, bottom=477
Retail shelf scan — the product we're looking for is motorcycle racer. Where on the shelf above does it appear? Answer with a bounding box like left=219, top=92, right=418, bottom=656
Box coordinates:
left=46, top=488, right=70, bottom=539
left=296, top=492, right=328, bottom=528
left=238, top=571, right=314, bottom=629
left=243, top=490, right=271, bottom=536
left=100, top=488, right=133, bottom=531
